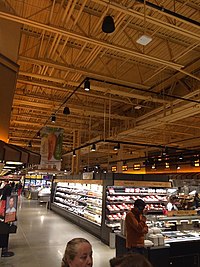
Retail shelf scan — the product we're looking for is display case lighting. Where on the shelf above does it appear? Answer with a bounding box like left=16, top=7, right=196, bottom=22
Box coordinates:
left=6, top=161, right=23, bottom=165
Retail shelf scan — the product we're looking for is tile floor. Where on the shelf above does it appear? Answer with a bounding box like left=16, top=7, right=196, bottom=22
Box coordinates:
left=0, top=197, right=115, bottom=267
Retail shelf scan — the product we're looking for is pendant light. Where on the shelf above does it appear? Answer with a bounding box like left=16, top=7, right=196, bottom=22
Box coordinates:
left=102, top=15, right=115, bottom=33
left=91, top=143, right=96, bottom=152
left=63, top=106, right=70, bottom=115
left=114, top=143, right=120, bottom=151
left=84, top=79, right=90, bottom=91
left=51, top=114, right=56, bottom=123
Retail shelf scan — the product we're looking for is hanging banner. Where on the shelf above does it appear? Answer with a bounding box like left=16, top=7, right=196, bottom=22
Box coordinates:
left=40, top=127, right=64, bottom=170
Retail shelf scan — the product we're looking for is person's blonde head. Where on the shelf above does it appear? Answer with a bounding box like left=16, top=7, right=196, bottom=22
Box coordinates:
left=61, top=238, right=92, bottom=267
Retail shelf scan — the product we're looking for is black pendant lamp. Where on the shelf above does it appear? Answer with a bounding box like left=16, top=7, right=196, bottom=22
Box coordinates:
left=51, top=114, right=56, bottom=123
left=84, top=79, right=90, bottom=91
left=91, top=143, right=96, bottom=152
left=63, top=106, right=70, bottom=115
left=102, top=15, right=115, bottom=33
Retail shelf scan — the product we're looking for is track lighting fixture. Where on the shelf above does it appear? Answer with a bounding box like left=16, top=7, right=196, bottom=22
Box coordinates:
left=91, top=143, right=96, bottom=152
left=84, top=79, right=90, bottom=91
left=73, top=150, right=76, bottom=157
left=51, top=113, right=56, bottom=123
left=114, top=143, right=120, bottom=151
left=28, top=141, right=32, bottom=148
left=178, top=154, right=183, bottom=160
left=102, top=15, right=115, bottom=33
left=63, top=106, right=70, bottom=115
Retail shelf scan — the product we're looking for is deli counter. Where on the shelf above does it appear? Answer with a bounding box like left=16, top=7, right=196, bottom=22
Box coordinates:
left=117, top=214, right=200, bottom=267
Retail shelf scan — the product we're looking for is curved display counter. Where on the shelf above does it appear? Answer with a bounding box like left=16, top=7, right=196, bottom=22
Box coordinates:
left=116, top=231, right=200, bottom=267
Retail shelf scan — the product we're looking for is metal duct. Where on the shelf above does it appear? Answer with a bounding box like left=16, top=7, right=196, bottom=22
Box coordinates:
left=136, top=0, right=200, bottom=27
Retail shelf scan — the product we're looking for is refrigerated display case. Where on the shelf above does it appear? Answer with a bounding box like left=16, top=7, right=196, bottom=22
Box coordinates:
left=51, top=176, right=174, bottom=245
left=105, top=186, right=174, bottom=231
left=51, top=179, right=104, bottom=238
left=24, top=177, right=52, bottom=199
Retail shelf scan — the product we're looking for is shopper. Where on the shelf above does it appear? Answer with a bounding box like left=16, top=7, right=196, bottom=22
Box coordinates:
left=194, top=192, right=200, bottom=208
left=17, top=182, right=23, bottom=197
left=61, top=237, right=93, bottom=267
left=110, top=254, right=153, bottom=267
left=0, top=181, right=14, bottom=257
left=166, top=196, right=178, bottom=211
left=125, top=199, right=148, bottom=255
left=10, top=181, right=15, bottom=193
left=109, top=255, right=124, bottom=267
left=0, top=181, right=12, bottom=217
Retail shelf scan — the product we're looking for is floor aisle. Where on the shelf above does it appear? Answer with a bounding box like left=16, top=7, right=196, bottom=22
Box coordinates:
left=0, top=197, right=115, bottom=267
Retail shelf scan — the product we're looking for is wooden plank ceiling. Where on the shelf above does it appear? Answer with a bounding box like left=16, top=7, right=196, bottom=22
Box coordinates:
left=1, top=0, right=200, bottom=171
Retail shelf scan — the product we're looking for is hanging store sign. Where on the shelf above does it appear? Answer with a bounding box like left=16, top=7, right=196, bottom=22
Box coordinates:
left=83, top=172, right=94, bottom=180
left=40, top=127, right=64, bottom=171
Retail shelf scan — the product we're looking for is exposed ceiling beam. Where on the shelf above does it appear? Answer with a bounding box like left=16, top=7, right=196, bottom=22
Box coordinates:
left=0, top=11, right=184, bottom=70
left=18, top=72, right=169, bottom=104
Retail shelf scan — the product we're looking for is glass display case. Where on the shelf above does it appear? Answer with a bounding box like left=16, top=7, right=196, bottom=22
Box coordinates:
left=105, top=186, right=176, bottom=230
left=51, top=179, right=104, bottom=238
left=53, top=181, right=103, bottom=225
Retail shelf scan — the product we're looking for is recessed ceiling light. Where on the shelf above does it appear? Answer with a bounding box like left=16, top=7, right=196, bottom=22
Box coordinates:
left=136, top=35, right=152, bottom=46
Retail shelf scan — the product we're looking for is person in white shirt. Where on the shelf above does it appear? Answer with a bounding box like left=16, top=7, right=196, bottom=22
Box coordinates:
left=166, top=196, right=178, bottom=211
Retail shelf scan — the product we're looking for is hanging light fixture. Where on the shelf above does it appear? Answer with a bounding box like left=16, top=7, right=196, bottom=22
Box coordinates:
left=84, top=79, right=90, bottom=91
left=73, top=150, right=76, bottom=157
left=114, top=143, right=120, bottom=151
left=28, top=141, right=32, bottom=148
left=37, top=131, right=40, bottom=138
left=102, top=15, right=115, bottom=33
left=91, top=143, right=96, bottom=152
left=63, top=106, right=70, bottom=115
left=51, top=113, right=56, bottom=123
